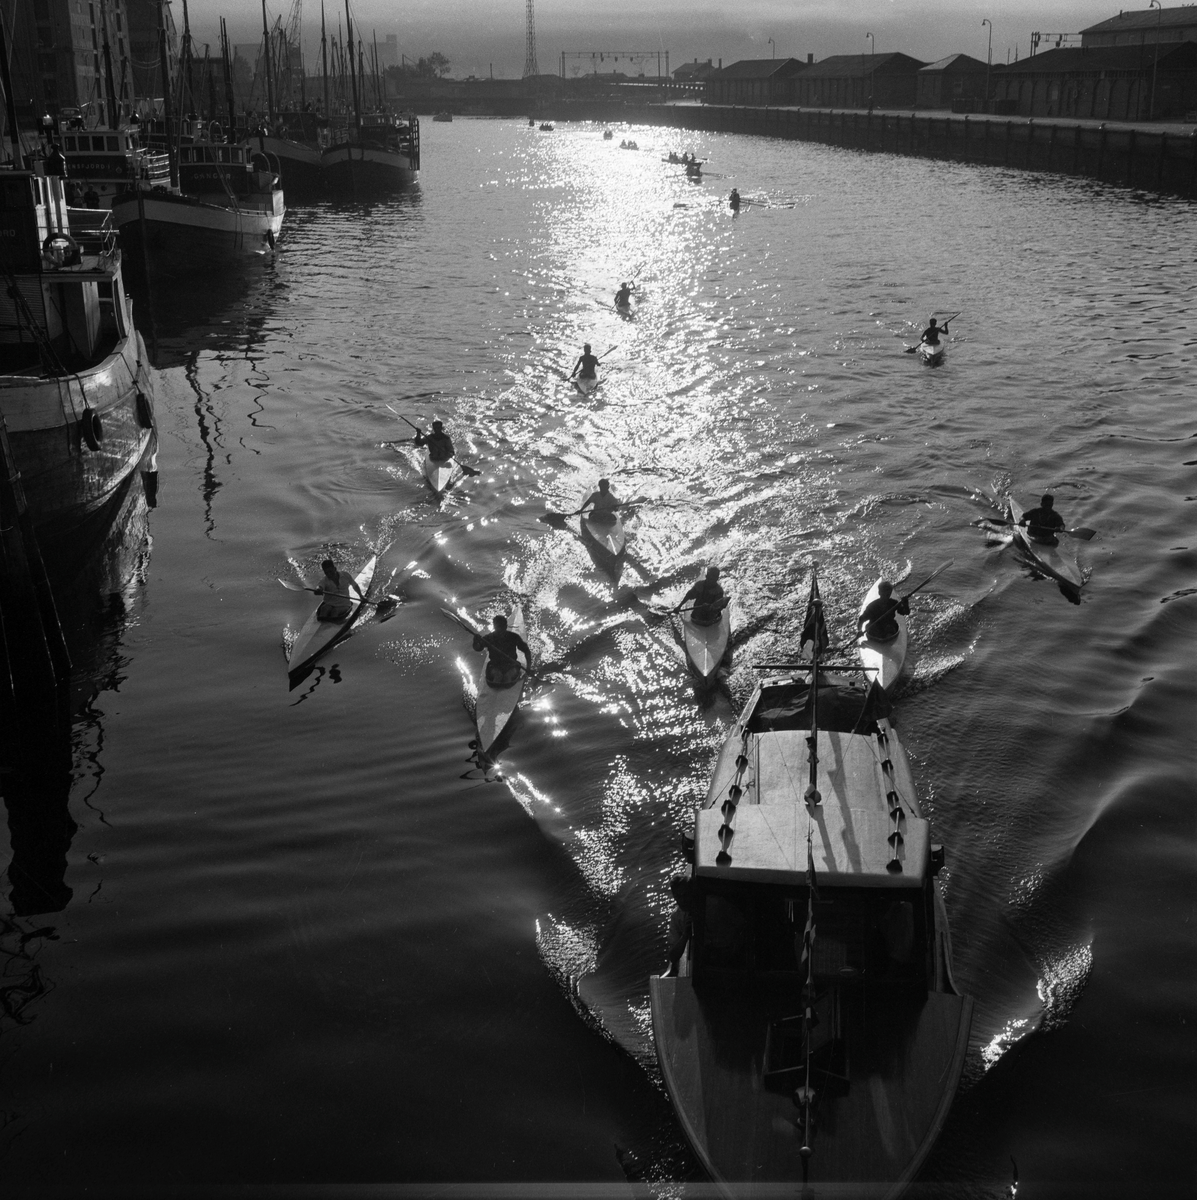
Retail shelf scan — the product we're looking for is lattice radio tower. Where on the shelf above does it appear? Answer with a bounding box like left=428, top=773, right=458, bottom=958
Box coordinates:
left=524, top=0, right=539, bottom=78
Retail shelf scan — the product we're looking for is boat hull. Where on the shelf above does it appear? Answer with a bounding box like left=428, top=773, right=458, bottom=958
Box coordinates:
left=1008, top=496, right=1083, bottom=589
left=651, top=975, right=973, bottom=1198
left=0, top=330, right=157, bottom=560
left=474, top=610, right=526, bottom=755
left=572, top=374, right=600, bottom=395
left=111, top=191, right=284, bottom=276
left=287, top=556, right=378, bottom=686
left=251, top=135, right=325, bottom=195
left=423, top=455, right=463, bottom=497
left=323, top=144, right=418, bottom=191
left=682, top=608, right=730, bottom=682
left=919, top=337, right=945, bottom=365
left=580, top=513, right=626, bottom=558
left=857, top=579, right=909, bottom=692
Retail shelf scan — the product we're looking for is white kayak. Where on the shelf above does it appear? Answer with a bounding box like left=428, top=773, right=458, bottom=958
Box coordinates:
left=423, top=453, right=464, bottom=497
left=474, top=609, right=529, bottom=755
left=1008, top=496, right=1083, bottom=590
left=287, top=555, right=378, bottom=684
left=857, top=578, right=910, bottom=693
left=580, top=511, right=626, bottom=559
left=573, top=374, right=600, bottom=395
left=681, top=606, right=731, bottom=684
left=920, top=335, right=946, bottom=364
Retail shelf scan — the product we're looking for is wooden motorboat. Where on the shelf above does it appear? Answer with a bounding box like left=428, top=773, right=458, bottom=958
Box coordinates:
left=681, top=606, right=731, bottom=684
left=287, top=556, right=377, bottom=686
left=422, top=453, right=464, bottom=498
left=1008, top=496, right=1083, bottom=590
left=857, top=578, right=910, bottom=693
left=472, top=609, right=528, bottom=755
left=651, top=573, right=972, bottom=1197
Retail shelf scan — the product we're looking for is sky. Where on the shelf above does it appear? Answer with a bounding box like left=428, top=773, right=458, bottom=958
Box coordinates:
left=187, top=1, right=1145, bottom=79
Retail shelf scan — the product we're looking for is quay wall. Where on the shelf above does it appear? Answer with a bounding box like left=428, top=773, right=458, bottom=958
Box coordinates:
left=550, top=102, right=1197, bottom=199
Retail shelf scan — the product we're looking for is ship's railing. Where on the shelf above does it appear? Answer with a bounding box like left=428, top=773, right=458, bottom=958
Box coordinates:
left=65, top=207, right=118, bottom=258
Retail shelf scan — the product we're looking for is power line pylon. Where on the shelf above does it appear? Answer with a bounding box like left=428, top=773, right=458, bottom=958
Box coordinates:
left=524, top=0, right=538, bottom=78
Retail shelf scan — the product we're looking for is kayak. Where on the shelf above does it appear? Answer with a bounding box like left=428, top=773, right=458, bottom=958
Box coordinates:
left=573, top=374, right=600, bottom=395
left=681, top=606, right=731, bottom=684
left=473, top=609, right=529, bottom=755
left=580, top=511, right=626, bottom=559
left=857, top=578, right=909, bottom=693
left=920, top=335, right=946, bottom=365
left=423, top=453, right=464, bottom=497
left=1008, top=496, right=1083, bottom=589
left=287, top=555, right=378, bottom=685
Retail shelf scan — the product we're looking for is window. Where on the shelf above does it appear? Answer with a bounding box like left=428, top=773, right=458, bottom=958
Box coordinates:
left=106, top=136, right=118, bottom=151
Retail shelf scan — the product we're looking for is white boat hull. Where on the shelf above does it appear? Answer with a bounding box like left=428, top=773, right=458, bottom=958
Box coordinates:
left=857, top=579, right=909, bottom=692
left=423, top=455, right=463, bottom=497
left=474, top=610, right=527, bottom=754
left=681, top=608, right=731, bottom=682
left=581, top=513, right=626, bottom=558
left=287, top=556, right=377, bottom=683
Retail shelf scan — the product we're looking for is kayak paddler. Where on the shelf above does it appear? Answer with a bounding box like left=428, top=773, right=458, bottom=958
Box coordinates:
left=1018, top=494, right=1065, bottom=545
left=857, top=581, right=909, bottom=643
left=473, top=615, right=532, bottom=688
left=413, top=419, right=454, bottom=463
left=580, top=478, right=621, bottom=523
left=313, top=559, right=362, bottom=622
left=729, top=188, right=741, bottom=212
left=570, top=343, right=599, bottom=381
left=674, top=566, right=728, bottom=627
left=614, top=282, right=635, bottom=307
left=920, top=316, right=949, bottom=346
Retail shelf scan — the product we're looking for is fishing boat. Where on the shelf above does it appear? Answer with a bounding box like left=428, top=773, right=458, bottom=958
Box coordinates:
left=0, top=172, right=158, bottom=567
left=539, top=123, right=555, bottom=132
left=1008, top=496, right=1083, bottom=589
left=681, top=606, right=731, bottom=684
left=324, top=112, right=420, bottom=190
left=651, top=573, right=973, bottom=1196
left=111, top=135, right=284, bottom=277
left=58, top=123, right=171, bottom=210
left=286, top=556, right=377, bottom=686
left=422, top=453, right=464, bottom=498
left=251, top=112, right=326, bottom=196
left=857, top=578, right=909, bottom=693
left=472, top=609, right=529, bottom=756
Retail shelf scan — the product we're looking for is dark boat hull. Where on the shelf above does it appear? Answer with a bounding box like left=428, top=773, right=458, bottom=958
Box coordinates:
left=651, top=975, right=973, bottom=1197
left=252, top=135, right=325, bottom=196
left=323, top=143, right=417, bottom=191
left=112, top=191, right=284, bottom=276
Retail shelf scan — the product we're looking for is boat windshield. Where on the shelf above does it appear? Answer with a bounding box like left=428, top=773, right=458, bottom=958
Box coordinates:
left=694, top=878, right=929, bottom=988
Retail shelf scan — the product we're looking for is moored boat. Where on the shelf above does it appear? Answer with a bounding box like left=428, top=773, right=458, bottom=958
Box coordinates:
left=0, top=173, right=158, bottom=564
left=286, top=556, right=377, bottom=687
left=857, top=578, right=910, bottom=693
left=1008, top=496, right=1083, bottom=590
left=58, top=123, right=171, bottom=210
left=651, top=574, right=973, bottom=1196
left=111, top=137, right=284, bottom=277
left=472, top=609, right=529, bottom=755
left=323, top=112, right=420, bottom=192
left=681, top=606, right=731, bottom=684
left=422, top=453, right=464, bottom=498
left=251, top=112, right=327, bottom=195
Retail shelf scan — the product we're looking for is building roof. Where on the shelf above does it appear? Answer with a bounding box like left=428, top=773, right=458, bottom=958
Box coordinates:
left=996, top=41, right=1197, bottom=73
left=674, top=59, right=716, bottom=80
left=1081, top=4, right=1197, bottom=34
left=919, top=53, right=989, bottom=74
left=800, top=52, right=927, bottom=80
left=712, top=57, right=809, bottom=80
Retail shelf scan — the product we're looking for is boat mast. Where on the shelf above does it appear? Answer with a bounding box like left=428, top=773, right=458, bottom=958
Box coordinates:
left=320, top=2, right=329, bottom=121
left=344, top=0, right=359, bottom=126
left=97, top=0, right=121, bottom=127
left=220, top=18, right=237, bottom=140
left=0, top=10, right=25, bottom=168
left=372, top=30, right=381, bottom=108
left=261, top=0, right=276, bottom=122
left=157, top=0, right=178, bottom=187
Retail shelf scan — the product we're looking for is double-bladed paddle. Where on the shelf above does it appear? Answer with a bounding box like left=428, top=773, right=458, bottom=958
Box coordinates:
left=987, top=516, right=1096, bottom=541
left=441, top=607, right=555, bottom=685
left=859, top=559, right=954, bottom=638
left=568, top=343, right=619, bottom=380
left=904, top=312, right=960, bottom=353
left=539, top=495, right=647, bottom=526
left=276, top=576, right=403, bottom=610
left=385, top=409, right=481, bottom=477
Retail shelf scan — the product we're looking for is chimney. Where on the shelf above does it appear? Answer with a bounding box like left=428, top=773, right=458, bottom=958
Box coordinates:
left=719, top=58, right=722, bottom=69
left=807, top=53, right=814, bottom=64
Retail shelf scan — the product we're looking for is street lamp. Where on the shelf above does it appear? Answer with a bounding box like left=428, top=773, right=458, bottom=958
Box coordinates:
left=865, top=31, right=874, bottom=110
left=1149, top=0, right=1162, bottom=119
left=982, top=19, right=993, bottom=112
left=768, top=38, right=775, bottom=60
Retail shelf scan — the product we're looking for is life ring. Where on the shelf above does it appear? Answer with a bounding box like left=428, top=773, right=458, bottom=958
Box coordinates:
left=43, top=233, right=81, bottom=267
left=79, top=406, right=103, bottom=451
left=135, top=389, right=154, bottom=429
